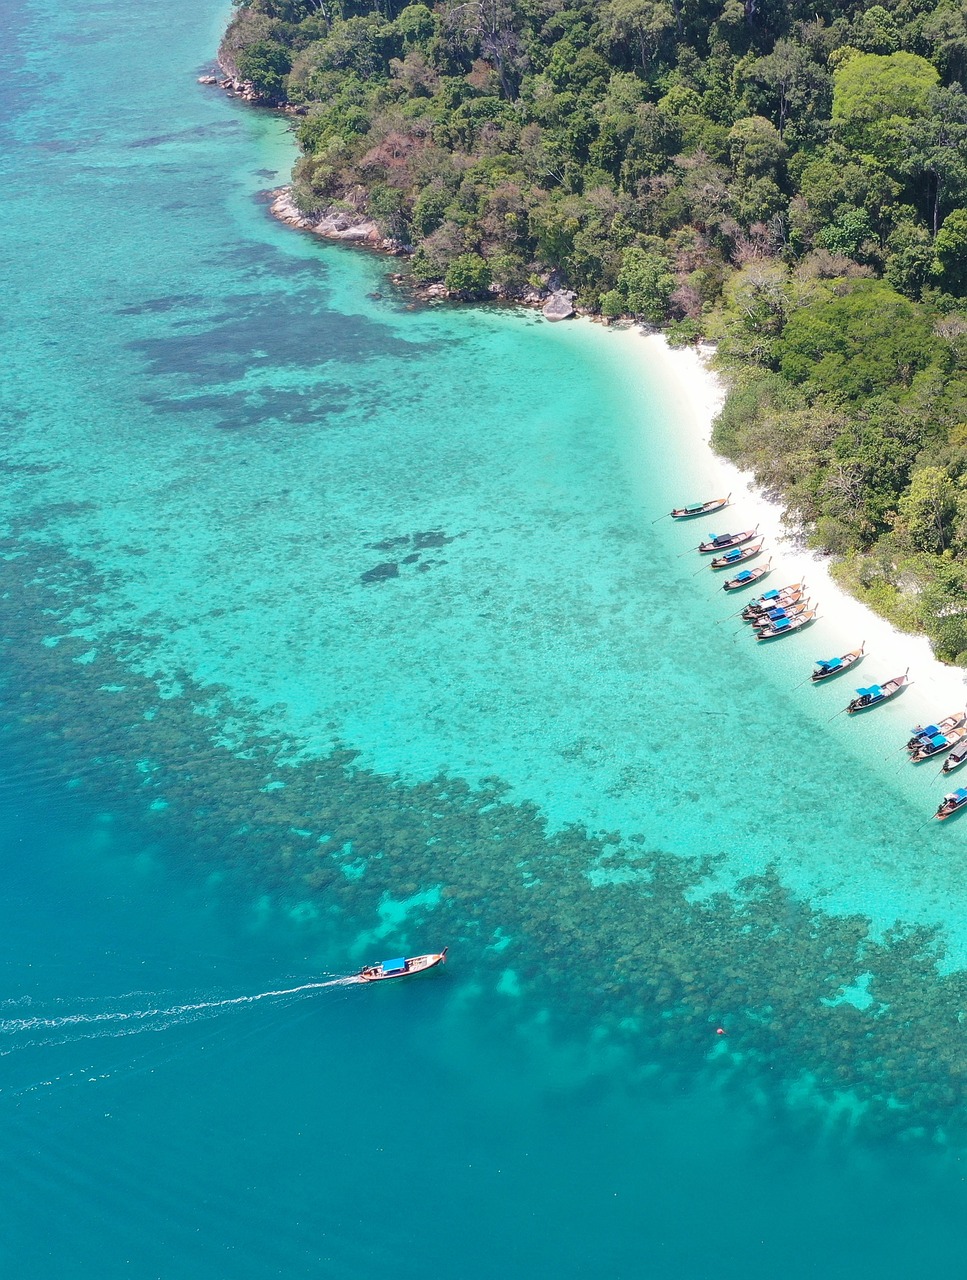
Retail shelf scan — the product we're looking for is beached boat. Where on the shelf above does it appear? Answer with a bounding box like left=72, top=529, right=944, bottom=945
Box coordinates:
left=742, top=587, right=805, bottom=621
left=935, top=788, right=967, bottom=821
left=671, top=494, right=730, bottom=519
left=358, top=949, right=447, bottom=983
left=942, top=738, right=967, bottom=775
left=722, top=558, right=771, bottom=591
left=905, top=710, right=967, bottom=753
left=845, top=671, right=909, bottom=715
left=710, top=539, right=764, bottom=570
left=910, top=725, right=966, bottom=764
left=810, top=644, right=865, bottom=684
left=698, top=526, right=758, bottom=554
left=740, top=582, right=805, bottom=617
left=754, top=607, right=816, bottom=641
left=748, top=600, right=810, bottom=631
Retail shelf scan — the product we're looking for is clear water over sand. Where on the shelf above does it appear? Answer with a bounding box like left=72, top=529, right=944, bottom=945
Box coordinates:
left=3, top=0, right=967, bottom=1274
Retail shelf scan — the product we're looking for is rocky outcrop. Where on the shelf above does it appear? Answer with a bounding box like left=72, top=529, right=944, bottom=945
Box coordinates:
left=269, top=188, right=401, bottom=252
left=542, top=289, right=576, bottom=321
left=266, top=187, right=582, bottom=313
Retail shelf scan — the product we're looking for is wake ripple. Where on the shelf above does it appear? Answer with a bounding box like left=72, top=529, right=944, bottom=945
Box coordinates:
left=0, top=976, right=361, bottom=1036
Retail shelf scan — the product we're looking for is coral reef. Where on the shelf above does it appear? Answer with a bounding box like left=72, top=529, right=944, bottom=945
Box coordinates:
left=3, top=521, right=967, bottom=1144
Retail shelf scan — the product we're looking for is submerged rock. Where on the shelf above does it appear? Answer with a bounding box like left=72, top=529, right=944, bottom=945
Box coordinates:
left=542, top=290, right=576, bottom=321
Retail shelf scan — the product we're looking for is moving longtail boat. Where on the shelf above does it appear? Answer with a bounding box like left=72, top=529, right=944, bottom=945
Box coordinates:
left=910, top=725, right=966, bottom=763
left=358, top=949, right=448, bottom=983
left=942, top=738, right=967, bottom=774
left=671, top=493, right=731, bottom=519
left=845, top=671, right=909, bottom=715
left=935, top=788, right=967, bottom=821
left=754, top=607, right=817, bottom=641
left=742, top=586, right=805, bottom=621
left=722, top=557, right=772, bottom=591
left=905, top=710, right=967, bottom=752
left=698, top=526, right=759, bottom=554
left=710, top=539, right=764, bottom=570
left=810, top=644, right=865, bottom=684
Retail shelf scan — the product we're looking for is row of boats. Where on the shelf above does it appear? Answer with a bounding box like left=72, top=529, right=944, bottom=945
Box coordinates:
left=680, top=515, right=820, bottom=640
left=670, top=494, right=967, bottom=821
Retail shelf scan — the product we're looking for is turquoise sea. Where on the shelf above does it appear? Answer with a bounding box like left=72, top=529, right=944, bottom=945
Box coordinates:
left=4, top=0, right=967, bottom=1275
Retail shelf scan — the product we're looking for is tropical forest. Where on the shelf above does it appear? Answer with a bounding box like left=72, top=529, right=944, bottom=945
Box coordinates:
left=221, top=0, right=967, bottom=661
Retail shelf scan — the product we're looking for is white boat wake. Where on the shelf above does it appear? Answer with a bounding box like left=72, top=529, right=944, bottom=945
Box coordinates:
left=0, top=976, right=361, bottom=1037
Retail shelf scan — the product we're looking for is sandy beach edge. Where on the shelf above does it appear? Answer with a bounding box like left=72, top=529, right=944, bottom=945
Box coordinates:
left=632, top=329, right=967, bottom=725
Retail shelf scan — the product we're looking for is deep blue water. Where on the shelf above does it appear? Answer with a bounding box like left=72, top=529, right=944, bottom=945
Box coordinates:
left=3, top=0, right=967, bottom=1275
left=5, top=779, right=967, bottom=1280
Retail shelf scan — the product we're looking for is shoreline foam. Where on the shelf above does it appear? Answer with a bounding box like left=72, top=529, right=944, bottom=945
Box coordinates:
left=634, top=329, right=967, bottom=724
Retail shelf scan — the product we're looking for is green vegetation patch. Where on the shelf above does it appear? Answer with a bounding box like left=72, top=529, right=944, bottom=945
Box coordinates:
left=221, top=0, right=967, bottom=661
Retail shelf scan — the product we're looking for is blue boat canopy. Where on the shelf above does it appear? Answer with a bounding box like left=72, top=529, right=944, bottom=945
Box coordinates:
left=767, top=607, right=786, bottom=619
left=819, top=657, right=842, bottom=670
left=773, top=618, right=791, bottom=629
left=725, top=549, right=740, bottom=560
left=930, top=735, right=948, bottom=748
left=381, top=957, right=407, bottom=971
left=857, top=685, right=882, bottom=698
left=761, top=589, right=780, bottom=600
left=955, top=789, right=967, bottom=799
left=735, top=570, right=752, bottom=581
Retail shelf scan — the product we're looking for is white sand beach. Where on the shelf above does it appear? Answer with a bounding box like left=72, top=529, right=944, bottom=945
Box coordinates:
left=636, top=330, right=967, bottom=722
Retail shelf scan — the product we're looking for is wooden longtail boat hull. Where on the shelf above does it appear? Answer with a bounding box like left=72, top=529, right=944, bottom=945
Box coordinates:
left=699, top=527, right=758, bottom=554
left=911, top=728, right=966, bottom=763
left=358, top=949, right=448, bottom=983
left=749, top=600, right=810, bottom=629
left=905, top=710, right=967, bottom=752
left=743, top=590, right=806, bottom=622
left=755, top=609, right=816, bottom=641
left=845, top=673, right=909, bottom=715
left=722, top=559, right=771, bottom=591
left=671, top=495, right=730, bottom=519
left=936, top=790, right=967, bottom=820
left=942, top=742, right=967, bottom=774
left=710, top=539, right=764, bottom=570
left=744, top=582, right=805, bottom=612
left=810, top=646, right=865, bottom=683
left=744, top=585, right=804, bottom=609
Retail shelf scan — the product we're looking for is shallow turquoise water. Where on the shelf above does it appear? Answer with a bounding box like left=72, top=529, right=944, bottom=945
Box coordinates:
left=4, top=0, right=967, bottom=1274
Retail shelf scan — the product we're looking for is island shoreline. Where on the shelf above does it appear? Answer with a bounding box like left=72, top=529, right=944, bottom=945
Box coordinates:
left=222, top=71, right=967, bottom=717
left=635, top=331, right=967, bottom=720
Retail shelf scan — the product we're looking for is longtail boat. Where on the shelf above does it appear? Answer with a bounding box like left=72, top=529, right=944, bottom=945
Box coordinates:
left=942, top=738, right=967, bottom=775
left=935, top=788, right=967, bottom=821
left=358, top=948, right=447, bottom=983
left=742, top=587, right=805, bottom=621
left=905, top=710, right=967, bottom=753
left=710, top=539, right=764, bottom=570
left=671, top=493, right=730, bottom=519
left=810, top=644, right=865, bottom=684
left=911, top=725, right=966, bottom=764
left=845, top=671, right=909, bottom=715
left=751, top=604, right=810, bottom=633
left=722, top=557, right=772, bottom=591
left=698, top=526, right=758, bottom=554
left=755, top=607, right=816, bottom=641
left=740, top=582, right=805, bottom=616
